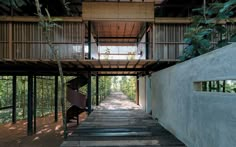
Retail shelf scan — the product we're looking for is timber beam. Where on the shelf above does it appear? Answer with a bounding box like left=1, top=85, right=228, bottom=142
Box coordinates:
left=0, top=16, right=83, bottom=22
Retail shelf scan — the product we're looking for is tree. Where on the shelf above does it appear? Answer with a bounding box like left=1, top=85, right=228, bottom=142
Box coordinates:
left=180, top=0, right=236, bottom=61
left=120, top=76, right=136, bottom=101
left=34, top=0, right=67, bottom=138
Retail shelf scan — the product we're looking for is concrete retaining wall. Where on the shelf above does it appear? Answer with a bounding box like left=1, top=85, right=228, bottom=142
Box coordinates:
left=151, top=43, right=236, bottom=147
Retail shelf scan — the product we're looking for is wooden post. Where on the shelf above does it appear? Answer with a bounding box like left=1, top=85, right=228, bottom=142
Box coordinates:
left=136, top=76, right=139, bottom=105
left=8, top=22, right=13, bottom=59
left=54, top=76, right=58, bottom=122
left=33, top=76, right=37, bottom=133
left=12, top=76, right=16, bottom=124
left=96, top=75, right=99, bottom=106
left=27, top=75, right=33, bottom=136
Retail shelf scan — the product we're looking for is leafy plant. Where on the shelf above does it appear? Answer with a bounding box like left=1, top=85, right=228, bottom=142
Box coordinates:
left=180, top=0, right=236, bottom=61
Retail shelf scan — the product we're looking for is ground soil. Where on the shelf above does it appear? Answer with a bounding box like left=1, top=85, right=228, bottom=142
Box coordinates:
left=0, top=112, right=87, bottom=147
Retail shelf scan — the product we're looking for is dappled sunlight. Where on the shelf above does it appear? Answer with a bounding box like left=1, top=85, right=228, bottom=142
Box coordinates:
left=33, top=136, right=40, bottom=141
left=96, top=92, right=140, bottom=110
left=0, top=113, right=70, bottom=147
left=55, top=124, right=62, bottom=131
left=9, top=126, right=16, bottom=130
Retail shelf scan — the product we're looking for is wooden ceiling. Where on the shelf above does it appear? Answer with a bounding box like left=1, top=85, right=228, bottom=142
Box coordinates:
left=92, top=21, right=144, bottom=46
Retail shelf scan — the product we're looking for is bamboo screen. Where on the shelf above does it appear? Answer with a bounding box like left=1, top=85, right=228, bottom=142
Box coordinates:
left=0, top=22, right=84, bottom=60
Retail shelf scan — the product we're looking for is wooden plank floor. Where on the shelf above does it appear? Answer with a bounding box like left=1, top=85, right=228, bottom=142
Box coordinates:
left=61, top=92, right=186, bottom=147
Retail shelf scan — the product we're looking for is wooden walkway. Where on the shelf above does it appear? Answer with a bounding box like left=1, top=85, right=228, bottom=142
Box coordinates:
left=61, top=92, right=186, bottom=147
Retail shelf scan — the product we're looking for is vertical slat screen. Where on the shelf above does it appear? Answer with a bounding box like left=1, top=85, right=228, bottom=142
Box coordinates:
left=0, top=23, right=9, bottom=58
left=154, top=23, right=189, bottom=60
left=153, top=23, right=236, bottom=61
left=12, top=22, right=84, bottom=60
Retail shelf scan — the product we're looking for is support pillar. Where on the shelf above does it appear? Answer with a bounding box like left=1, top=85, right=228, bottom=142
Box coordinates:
left=145, top=23, right=149, bottom=59
left=12, top=76, right=16, bottom=124
left=96, top=75, right=99, bottom=106
left=87, top=72, right=92, bottom=114
left=54, top=76, right=58, bottom=122
left=136, top=76, right=139, bottom=105
left=88, top=21, right=91, bottom=59
left=87, top=21, right=92, bottom=114
left=27, top=75, right=33, bottom=136
left=33, top=76, right=37, bottom=133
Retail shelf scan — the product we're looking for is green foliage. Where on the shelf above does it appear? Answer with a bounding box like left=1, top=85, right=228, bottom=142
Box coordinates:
left=120, top=76, right=136, bottom=102
left=0, top=76, right=59, bottom=124
left=91, top=76, right=112, bottom=105
left=0, top=0, right=27, bottom=7
left=180, top=0, right=236, bottom=61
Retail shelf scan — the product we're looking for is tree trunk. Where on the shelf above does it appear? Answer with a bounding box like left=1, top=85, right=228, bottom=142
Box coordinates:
left=34, top=0, right=67, bottom=138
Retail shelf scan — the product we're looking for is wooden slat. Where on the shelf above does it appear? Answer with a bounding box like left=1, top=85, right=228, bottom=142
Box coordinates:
left=82, top=2, right=154, bottom=21
left=0, top=16, right=83, bottom=22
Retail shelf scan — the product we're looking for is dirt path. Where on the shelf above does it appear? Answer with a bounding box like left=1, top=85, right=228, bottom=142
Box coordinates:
left=96, top=91, right=140, bottom=110
left=0, top=112, right=87, bottom=147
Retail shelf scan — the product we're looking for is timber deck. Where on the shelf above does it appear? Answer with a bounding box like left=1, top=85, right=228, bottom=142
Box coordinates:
left=60, top=92, right=186, bottom=147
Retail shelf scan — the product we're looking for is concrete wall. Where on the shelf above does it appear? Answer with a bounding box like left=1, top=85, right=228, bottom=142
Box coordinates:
left=145, top=77, right=152, bottom=114
left=139, top=76, right=146, bottom=110
left=151, top=43, right=236, bottom=147
left=139, top=76, right=152, bottom=114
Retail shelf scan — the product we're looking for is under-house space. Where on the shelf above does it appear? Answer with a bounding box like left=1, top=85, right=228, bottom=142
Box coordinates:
left=1, top=0, right=236, bottom=147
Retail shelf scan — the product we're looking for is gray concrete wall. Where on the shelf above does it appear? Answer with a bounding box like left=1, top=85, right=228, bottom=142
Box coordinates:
left=145, top=77, right=152, bottom=114
left=139, top=76, right=146, bottom=110
left=151, top=43, right=236, bottom=147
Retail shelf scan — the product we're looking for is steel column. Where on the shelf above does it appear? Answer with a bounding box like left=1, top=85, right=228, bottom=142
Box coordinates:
left=27, top=75, right=33, bottom=136
left=87, top=72, right=92, bottom=114
left=136, top=76, right=139, bottom=105
left=54, top=76, right=58, bottom=122
left=88, top=21, right=91, bottom=59
left=12, top=75, right=16, bottom=124
left=33, top=76, right=37, bottom=133
left=145, top=23, right=149, bottom=59
left=96, top=75, right=99, bottom=106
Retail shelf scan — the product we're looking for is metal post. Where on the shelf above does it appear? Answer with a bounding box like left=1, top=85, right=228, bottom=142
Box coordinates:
left=12, top=76, right=16, bottom=124
left=136, top=76, right=139, bottom=105
left=96, top=75, right=99, bottom=106
left=27, top=75, right=33, bottom=136
left=145, top=23, right=149, bottom=59
left=33, top=76, right=37, bottom=133
left=54, top=76, right=58, bottom=122
left=87, top=72, right=92, bottom=114
left=88, top=21, right=91, bottom=59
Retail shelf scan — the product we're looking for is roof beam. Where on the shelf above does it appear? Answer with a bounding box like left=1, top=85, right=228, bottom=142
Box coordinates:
left=0, top=16, right=83, bottom=22
left=94, top=37, right=137, bottom=39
